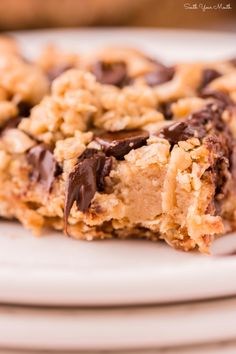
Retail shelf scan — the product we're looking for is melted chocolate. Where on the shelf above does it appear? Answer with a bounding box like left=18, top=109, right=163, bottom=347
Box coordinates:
left=91, top=61, right=129, bottom=87
left=64, top=149, right=112, bottom=229
left=95, top=130, right=149, bottom=159
left=27, top=144, right=61, bottom=192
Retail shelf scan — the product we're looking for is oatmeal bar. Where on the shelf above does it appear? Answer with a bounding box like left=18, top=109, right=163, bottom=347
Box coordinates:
left=0, top=39, right=236, bottom=252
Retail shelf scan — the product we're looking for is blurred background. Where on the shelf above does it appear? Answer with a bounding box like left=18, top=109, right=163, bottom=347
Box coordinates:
left=0, top=0, right=235, bottom=32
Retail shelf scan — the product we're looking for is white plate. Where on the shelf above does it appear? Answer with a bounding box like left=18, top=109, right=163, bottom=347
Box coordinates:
left=1, top=29, right=236, bottom=306
left=1, top=296, right=236, bottom=350
left=1, top=220, right=236, bottom=306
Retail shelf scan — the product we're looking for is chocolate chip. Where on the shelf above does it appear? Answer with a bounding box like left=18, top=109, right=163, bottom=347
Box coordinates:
left=95, top=130, right=149, bottom=160
left=199, top=69, right=221, bottom=90
left=91, top=61, right=129, bottom=87
left=47, top=64, right=73, bottom=82
left=27, top=144, right=61, bottom=192
left=64, top=149, right=112, bottom=228
left=145, top=66, right=174, bottom=87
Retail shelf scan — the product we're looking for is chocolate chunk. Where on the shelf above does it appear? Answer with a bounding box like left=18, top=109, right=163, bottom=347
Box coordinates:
left=27, top=144, right=61, bottom=192
left=145, top=66, right=174, bottom=87
left=200, top=88, right=233, bottom=109
left=64, top=149, right=112, bottom=228
left=199, top=69, right=221, bottom=90
left=159, top=121, right=205, bottom=146
left=158, top=104, right=226, bottom=146
left=47, top=64, right=73, bottom=82
left=95, top=130, right=149, bottom=160
left=188, top=103, right=227, bottom=134
left=91, top=61, right=129, bottom=87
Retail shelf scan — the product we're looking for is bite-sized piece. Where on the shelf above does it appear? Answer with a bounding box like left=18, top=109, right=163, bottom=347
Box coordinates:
left=0, top=43, right=236, bottom=253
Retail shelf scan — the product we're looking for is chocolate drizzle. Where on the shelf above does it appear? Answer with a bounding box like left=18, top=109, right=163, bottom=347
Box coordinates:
left=27, top=144, right=61, bottom=192
left=64, top=149, right=112, bottom=230
left=91, top=61, right=129, bottom=87
left=95, top=130, right=149, bottom=160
